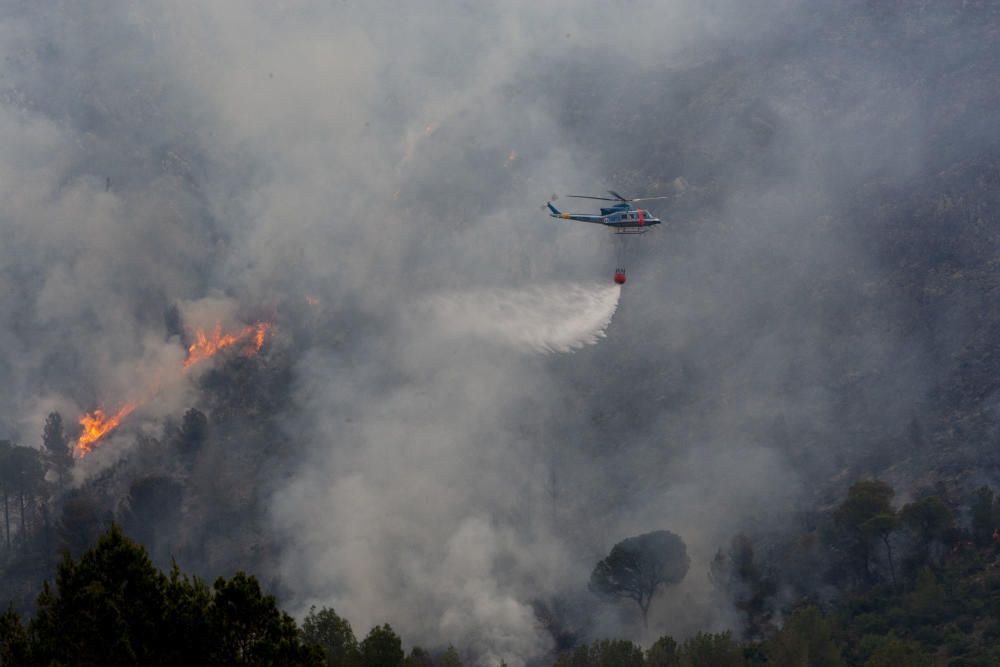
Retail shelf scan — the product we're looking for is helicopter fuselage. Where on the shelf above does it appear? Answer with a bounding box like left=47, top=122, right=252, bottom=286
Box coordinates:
left=546, top=202, right=661, bottom=233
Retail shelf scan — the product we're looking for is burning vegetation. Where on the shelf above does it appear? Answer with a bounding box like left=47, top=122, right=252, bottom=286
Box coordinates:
left=76, top=403, right=138, bottom=456
left=183, top=322, right=271, bottom=369
left=74, top=320, right=272, bottom=457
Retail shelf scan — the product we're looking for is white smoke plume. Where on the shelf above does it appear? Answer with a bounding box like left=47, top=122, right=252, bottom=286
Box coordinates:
left=423, top=283, right=621, bottom=354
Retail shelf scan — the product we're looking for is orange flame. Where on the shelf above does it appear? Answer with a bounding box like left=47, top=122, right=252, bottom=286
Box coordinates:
left=183, top=322, right=271, bottom=369
left=76, top=320, right=272, bottom=457
left=77, top=403, right=138, bottom=457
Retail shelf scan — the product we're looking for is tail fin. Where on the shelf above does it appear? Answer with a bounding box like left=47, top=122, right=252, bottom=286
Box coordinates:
left=546, top=202, right=561, bottom=216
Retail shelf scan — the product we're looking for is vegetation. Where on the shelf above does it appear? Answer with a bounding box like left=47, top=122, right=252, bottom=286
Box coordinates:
left=589, top=530, right=690, bottom=626
left=8, top=423, right=1000, bottom=667
left=0, top=525, right=320, bottom=666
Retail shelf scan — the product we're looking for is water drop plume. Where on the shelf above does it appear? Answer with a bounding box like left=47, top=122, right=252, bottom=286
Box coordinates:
left=425, top=282, right=622, bottom=353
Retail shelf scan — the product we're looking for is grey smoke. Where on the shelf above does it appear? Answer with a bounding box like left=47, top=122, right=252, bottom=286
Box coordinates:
left=1, top=1, right=990, bottom=665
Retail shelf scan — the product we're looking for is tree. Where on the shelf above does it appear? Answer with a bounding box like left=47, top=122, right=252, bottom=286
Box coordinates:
left=586, top=640, right=643, bottom=667
left=437, top=645, right=465, bottom=667
left=554, top=640, right=644, bottom=667
left=209, top=571, right=319, bottom=666
left=302, top=606, right=359, bottom=667
left=402, top=647, right=434, bottom=667
left=862, top=513, right=901, bottom=585
left=29, top=523, right=169, bottom=666
left=42, top=412, right=73, bottom=487
left=0, top=442, right=11, bottom=550
left=904, top=567, right=946, bottom=624
left=176, top=408, right=209, bottom=457
left=900, top=496, right=953, bottom=567
left=0, top=606, right=29, bottom=666
left=161, top=564, right=214, bottom=664
left=2, top=524, right=322, bottom=666
left=764, top=607, right=845, bottom=667
left=58, top=490, right=106, bottom=556
left=832, top=480, right=897, bottom=584
left=359, top=624, right=404, bottom=667
left=589, top=530, right=690, bottom=626
left=646, top=635, right=680, bottom=667
left=864, top=635, right=930, bottom=667
left=122, top=476, right=183, bottom=562
left=677, top=632, right=744, bottom=667
left=709, top=534, right=773, bottom=635
left=6, top=444, right=45, bottom=551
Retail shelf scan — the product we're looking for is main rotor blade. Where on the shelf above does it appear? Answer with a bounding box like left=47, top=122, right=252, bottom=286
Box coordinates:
left=630, top=195, right=674, bottom=202
left=568, top=195, right=621, bottom=201
left=607, top=190, right=630, bottom=202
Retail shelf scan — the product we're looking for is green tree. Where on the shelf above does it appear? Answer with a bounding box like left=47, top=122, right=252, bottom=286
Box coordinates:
left=588, top=639, right=644, bottom=667
left=58, top=489, right=106, bottom=556
left=555, top=640, right=644, bottom=667
left=437, top=645, right=465, bottom=667
left=359, top=624, right=404, bottom=667
left=900, top=496, right=953, bottom=566
left=0, top=443, right=46, bottom=552
left=646, top=635, right=680, bottom=667
left=29, top=523, right=169, bottom=666
left=402, top=646, right=434, bottom=667
left=590, top=530, right=690, bottom=627
left=904, top=567, right=946, bottom=624
left=554, top=645, right=590, bottom=667
left=122, top=475, right=183, bottom=561
left=832, top=480, right=896, bottom=584
left=0, top=606, right=30, bottom=666
left=764, top=606, right=845, bottom=667
left=302, top=606, right=359, bottom=667
left=864, top=635, right=930, bottom=667
left=3, top=524, right=321, bottom=666
left=42, top=412, right=73, bottom=487
left=210, top=571, right=319, bottom=666
left=677, top=631, right=744, bottom=667
left=8, top=444, right=45, bottom=547
left=709, top=534, right=773, bottom=634
left=161, top=564, right=214, bottom=664
left=862, top=513, right=901, bottom=586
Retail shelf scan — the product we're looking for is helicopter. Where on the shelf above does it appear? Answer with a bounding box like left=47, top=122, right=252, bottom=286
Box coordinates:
left=544, top=190, right=672, bottom=284
left=544, top=191, right=671, bottom=233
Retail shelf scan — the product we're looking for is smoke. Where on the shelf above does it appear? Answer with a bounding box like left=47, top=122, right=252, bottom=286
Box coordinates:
left=423, top=283, right=621, bottom=354
left=3, top=1, right=997, bottom=665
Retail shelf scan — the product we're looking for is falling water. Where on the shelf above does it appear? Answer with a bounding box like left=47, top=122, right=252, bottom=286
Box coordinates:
left=423, top=282, right=622, bottom=353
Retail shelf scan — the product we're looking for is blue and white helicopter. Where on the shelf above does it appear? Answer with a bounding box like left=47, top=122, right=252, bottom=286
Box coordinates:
left=544, top=190, right=672, bottom=284
left=545, top=190, right=671, bottom=234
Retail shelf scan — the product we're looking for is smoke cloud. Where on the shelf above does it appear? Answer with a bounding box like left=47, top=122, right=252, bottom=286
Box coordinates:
left=3, top=1, right=994, bottom=665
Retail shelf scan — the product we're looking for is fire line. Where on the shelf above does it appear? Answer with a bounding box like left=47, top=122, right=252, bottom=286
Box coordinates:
left=75, top=320, right=272, bottom=457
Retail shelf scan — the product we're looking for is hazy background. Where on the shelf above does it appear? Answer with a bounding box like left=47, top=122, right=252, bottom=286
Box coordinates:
left=4, top=1, right=999, bottom=665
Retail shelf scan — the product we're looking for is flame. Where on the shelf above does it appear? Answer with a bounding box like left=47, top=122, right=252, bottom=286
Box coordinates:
left=183, top=321, right=271, bottom=369
left=77, top=403, right=137, bottom=457
left=253, top=322, right=267, bottom=350
left=76, top=320, right=272, bottom=457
